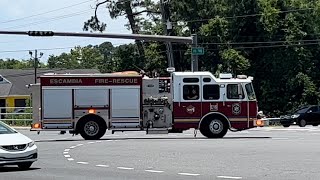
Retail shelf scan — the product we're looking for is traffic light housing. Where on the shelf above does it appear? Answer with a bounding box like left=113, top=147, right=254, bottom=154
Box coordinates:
left=28, top=31, right=54, bottom=36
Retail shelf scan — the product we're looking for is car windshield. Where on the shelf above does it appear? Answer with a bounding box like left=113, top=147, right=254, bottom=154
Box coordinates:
left=294, top=107, right=310, bottom=114
left=245, top=83, right=256, bottom=100
left=0, top=121, right=17, bottom=134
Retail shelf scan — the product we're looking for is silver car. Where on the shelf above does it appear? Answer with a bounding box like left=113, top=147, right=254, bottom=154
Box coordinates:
left=0, top=121, right=38, bottom=169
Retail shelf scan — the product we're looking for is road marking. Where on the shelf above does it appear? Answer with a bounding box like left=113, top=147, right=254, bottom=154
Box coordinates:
left=96, top=141, right=102, bottom=143
left=77, top=162, right=89, bottom=165
left=76, top=144, right=84, bottom=146
left=178, top=173, right=200, bottom=176
left=272, top=138, right=289, bottom=140
left=67, top=158, right=74, bottom=161
left=63, top=152, right=69, bottom=154
left=70, top=146, right=76, bottom=149
left=64, top=149, right=70, bottom=152
left=64, top=155, right=71, bottom=158
left=88, top=142, right=95, bottom=144
left=96, top=165, right=109, bottom=168
left=117, top=167, right=134, bottom=170
left=145, top=170, right=164, bottom=173
left=217, top=175, right=242, bottom=179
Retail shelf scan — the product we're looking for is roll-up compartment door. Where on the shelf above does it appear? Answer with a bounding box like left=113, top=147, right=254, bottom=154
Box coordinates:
left=42, top=89, right=72, bottom=129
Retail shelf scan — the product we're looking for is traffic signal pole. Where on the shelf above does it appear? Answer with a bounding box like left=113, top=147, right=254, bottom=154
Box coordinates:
left=0, top=30, right=198, bottom=71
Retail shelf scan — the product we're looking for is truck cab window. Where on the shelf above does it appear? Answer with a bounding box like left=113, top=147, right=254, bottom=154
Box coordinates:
left=227, top=84, right=244, bottom=99
left=203, top=85, right=220, bottom=100
left=183, top=85, right=199, bottom=100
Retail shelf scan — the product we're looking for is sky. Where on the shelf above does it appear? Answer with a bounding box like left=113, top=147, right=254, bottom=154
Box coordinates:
left=0, top=0, right=134, bottom=63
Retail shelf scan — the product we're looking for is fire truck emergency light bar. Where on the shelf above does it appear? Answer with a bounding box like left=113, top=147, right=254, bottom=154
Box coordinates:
left=0, top=30, right=193, bottom=43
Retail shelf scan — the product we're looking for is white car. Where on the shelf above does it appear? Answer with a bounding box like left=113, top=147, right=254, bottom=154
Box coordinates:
left=0, top=121, right=38, bottom=169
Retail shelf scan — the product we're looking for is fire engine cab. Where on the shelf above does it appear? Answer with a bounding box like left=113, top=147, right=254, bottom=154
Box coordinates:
left=28, top=70, right=262, bottom=140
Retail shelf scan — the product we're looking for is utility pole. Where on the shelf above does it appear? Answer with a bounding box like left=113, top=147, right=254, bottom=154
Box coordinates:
left=160, top=0, right=174, bottom=68
left=191, top=34, right=198, bottom=72
left=29, top=50, right=43, bottom=83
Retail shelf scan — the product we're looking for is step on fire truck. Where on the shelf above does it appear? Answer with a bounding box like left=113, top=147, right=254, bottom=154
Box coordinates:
left=28, top=69, right=264, bottom=140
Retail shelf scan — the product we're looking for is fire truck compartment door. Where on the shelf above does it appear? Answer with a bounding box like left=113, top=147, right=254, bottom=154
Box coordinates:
left=111, top=88, right=140, bottom=128
left=42, top=89, right=72, bottom=129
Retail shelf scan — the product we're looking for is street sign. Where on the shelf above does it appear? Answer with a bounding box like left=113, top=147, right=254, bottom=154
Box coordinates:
left=191, top=47, right=204, bottom=55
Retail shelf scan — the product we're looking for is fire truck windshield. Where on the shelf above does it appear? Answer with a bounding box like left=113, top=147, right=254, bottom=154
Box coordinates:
left=245, top=83, right=256, bottom=100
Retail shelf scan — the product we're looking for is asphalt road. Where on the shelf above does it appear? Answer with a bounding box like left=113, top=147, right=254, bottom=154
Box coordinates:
left=1, top=126, right=320, bottom=180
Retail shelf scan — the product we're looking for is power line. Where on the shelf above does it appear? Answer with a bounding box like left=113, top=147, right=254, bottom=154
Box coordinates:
left=0, top=47, right=75, bottom=54
left=0, top=0, right=94, bottom=24
left=0, top=42, right=130, bottom=54
left=3, top=10, right=91, bottom=30
left=198, top=39, right=320, bottom=45
left=174, top=7, right=314, bottom=23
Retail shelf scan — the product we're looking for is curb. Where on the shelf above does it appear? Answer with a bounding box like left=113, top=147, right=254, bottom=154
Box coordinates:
left=12, top=126, right=31, bottom=130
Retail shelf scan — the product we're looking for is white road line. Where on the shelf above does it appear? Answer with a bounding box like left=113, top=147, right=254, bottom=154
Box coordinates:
left=63, top=152, right=69, bottom=154
left=272, top=138, right=289, bottom=140
left=178, top=173, right=200, bottom=176
left=96, top=165, right=109, bottom=168
left=117, top=167, right=134, bottom=170
left=76, top=144, right=84, bottom=146
left=77, top=162, right=89, bottom=165
left=67, top=158, right=74, bottom=161
left=88, top=142, right=95, bottom=144
left=64, top=155, right=71, bottom=158
left=217, top=175, right=242, bottom=179
left=64, top=149, right=70, bottom=152
left=69, top=146, right=76, bottom=149
left=145, top=170, right=164, bottom=173
left=96, top=141, right=102, bottom=143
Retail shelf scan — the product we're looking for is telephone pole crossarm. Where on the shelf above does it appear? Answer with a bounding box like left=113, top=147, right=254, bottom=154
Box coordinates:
left=0, top=30, right=193, bottom=43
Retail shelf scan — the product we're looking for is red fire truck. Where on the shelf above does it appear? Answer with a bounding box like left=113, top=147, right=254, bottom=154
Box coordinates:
left=28, top=70, right=264, bottom=140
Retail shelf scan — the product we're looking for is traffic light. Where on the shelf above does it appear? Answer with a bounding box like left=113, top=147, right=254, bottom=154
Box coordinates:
left=28, top=31, right=54, bottom=36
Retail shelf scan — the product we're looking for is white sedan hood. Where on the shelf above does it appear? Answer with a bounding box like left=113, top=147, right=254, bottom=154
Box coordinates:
left=0, top=133, right=32, bottom=146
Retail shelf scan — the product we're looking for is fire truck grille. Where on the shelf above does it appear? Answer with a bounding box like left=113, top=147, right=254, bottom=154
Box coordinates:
left=1, top=144, right=27, bottom=151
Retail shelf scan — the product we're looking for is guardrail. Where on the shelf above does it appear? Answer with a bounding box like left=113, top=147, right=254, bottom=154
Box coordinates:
left=0, top=107, right=33, bottom=126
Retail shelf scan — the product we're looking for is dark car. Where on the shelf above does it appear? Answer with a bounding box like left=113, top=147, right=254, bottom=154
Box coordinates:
left=280, top=105, right=320, bottom=127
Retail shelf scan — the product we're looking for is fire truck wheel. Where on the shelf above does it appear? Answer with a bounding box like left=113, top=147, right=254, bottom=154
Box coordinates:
left=78, top=117, right=106, bottom=140
left=200, top=117, right=228, bottom=138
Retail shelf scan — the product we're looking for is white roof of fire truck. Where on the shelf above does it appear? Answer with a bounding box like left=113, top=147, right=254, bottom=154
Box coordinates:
left=41, top=71, right=142, bottom=77
left=40, top=71, right=252, bottom=83
left=173, top=71, right=253, bottom=83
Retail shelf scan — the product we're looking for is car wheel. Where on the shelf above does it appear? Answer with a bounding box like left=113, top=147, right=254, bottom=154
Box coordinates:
left=17, top=162, right=33, bottom=170
left=298, top=119, right=307, bottom=127
left=282, top=124, right=290, bottom=128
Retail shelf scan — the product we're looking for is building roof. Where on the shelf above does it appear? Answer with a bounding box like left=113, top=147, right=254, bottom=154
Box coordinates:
left=0, top=69, right=100, bottom=97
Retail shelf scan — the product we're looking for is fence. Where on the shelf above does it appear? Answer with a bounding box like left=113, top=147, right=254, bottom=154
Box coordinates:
left=0, top=107, right=33, bottom=126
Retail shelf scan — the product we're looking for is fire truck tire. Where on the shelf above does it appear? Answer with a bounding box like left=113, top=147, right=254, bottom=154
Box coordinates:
left=78, top=116, right=106, bottom=140
left=199, top=117, right=228, bottom=138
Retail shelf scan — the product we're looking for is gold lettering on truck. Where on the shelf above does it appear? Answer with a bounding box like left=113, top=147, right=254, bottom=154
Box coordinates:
left=49, top=79, right=82, bottom=84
